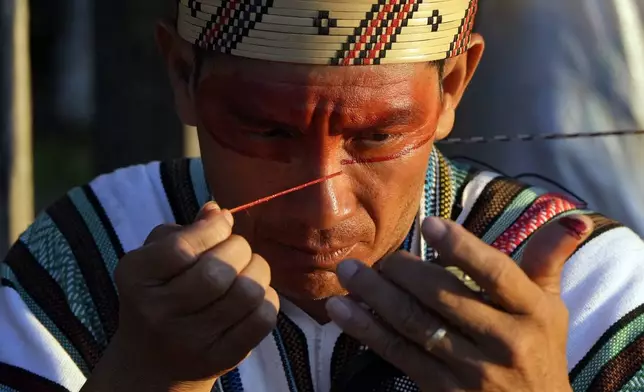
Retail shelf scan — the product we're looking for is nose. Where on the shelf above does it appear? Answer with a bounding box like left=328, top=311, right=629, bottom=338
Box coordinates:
left=280, top=168, right=358, bottom=230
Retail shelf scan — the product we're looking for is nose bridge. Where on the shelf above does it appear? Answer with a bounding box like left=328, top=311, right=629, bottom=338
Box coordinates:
left=290, top=167, right=356, bottom=229
left=281, top=95, right=357, bottom=229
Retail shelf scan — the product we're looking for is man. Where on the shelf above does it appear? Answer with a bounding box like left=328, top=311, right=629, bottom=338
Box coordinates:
left=1, top=1, right=644, bottom=391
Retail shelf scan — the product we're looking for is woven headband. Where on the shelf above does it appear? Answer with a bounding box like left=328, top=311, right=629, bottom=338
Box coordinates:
left=176, top=0, right=478, bottom=65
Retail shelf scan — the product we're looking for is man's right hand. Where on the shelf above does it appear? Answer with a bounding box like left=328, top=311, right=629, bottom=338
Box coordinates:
left=83, top=202, right=279, bottom=392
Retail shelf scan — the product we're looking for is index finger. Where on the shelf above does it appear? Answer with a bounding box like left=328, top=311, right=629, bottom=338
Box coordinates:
left=422, top=217, right=542, bottom=314
left=131, top=208, right=235, bottom=281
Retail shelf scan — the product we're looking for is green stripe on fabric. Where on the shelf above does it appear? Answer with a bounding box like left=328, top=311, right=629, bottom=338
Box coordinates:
left=621, top=366, right=644, bottom=391
left=480, top=187, right=548, bottom=245
left=51, top=192, right=119, bottom=342
left=68, top=188, right=120, bottom=282
left=189, top=158, right=211, bottom=208
left=571, top=312, right=644, bottom=391
left=0, top=268, right=90, bottom=375
left=19, top=214, right=105, bottom=346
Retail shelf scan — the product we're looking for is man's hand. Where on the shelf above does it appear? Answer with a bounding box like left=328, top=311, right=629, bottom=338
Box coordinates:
left=327, top=215, right=593, bottom=391
left=84, top=202, right=279, bottom=392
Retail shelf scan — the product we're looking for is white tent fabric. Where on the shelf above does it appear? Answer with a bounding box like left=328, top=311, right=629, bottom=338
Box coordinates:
left=441, top=0, right=644, bottom=235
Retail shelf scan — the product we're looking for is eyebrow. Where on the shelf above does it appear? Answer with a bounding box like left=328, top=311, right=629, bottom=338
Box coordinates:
left=224, top=97, right=424, bottom=133
left=338, top=107, right=424, bottom=133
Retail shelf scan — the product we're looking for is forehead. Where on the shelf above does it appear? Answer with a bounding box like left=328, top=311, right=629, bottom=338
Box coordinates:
left=196, top=55, right=439, bottom=123
left=199, top=53, right=430, bottom=86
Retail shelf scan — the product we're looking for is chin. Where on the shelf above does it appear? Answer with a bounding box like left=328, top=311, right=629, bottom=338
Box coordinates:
left=272, top=269, right=348, bottom=301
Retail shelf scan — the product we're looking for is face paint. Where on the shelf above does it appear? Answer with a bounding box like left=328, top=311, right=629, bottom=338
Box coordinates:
left=195, top=73, right=437, bottom=167
left=340, top=132, right=434, bottom=165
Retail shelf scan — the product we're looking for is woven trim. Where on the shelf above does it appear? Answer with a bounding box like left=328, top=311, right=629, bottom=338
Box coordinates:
left=330, top=332, right=364, bottom=388
left=490, top=194, right=579, bottom=256
left=570, top=303, right=644, bottom=391
left=436, top=152, right=454, bottom=220
left=587, top=332, right=644, bottom=392
left=2, top=241, right=100, bottom=372
left=189, top=158, right=212, bottom=207
left=0, top=363, right=70, bottom=392
left=160, top=159, right=201, bottom=225
left=461, top=177, right=528, bottom=239
left=81, top=184, right=125, bottom=260
left=220, top=368, right=245, bottom=392
left=447, top=160, right=476, bottom=220
left=273, top=313, right=315, bottom=392
left=47, top=195, right=119, bottom=346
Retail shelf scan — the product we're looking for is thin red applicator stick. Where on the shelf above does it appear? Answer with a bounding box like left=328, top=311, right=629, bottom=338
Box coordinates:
left=229, top=171, right=343, bottom=214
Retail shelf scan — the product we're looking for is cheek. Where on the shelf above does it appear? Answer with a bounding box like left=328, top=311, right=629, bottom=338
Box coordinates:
left=352, top=144, right=432, bottom=249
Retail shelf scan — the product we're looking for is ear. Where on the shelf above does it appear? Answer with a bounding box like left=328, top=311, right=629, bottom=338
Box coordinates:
left=435, top=33, right=485, bottom=140
left=156, top=20, right=198, bottom=126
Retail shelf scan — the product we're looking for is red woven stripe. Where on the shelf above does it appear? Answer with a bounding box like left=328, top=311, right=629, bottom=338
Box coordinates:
left=342, top=0, right=415, bottom=65
left=491, top=194, right=578, bottom=255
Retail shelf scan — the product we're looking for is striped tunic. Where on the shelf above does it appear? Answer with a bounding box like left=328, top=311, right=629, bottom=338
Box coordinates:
left=1, top=150, right=644, bottom=391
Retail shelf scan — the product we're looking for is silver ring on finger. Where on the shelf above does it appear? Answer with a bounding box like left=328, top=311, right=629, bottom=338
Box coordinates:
left=424, top=326, right=447, bottom=353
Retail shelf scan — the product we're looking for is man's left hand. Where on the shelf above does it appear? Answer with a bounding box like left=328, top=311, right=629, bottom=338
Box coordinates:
left=326, top=215, right=593, bottom=392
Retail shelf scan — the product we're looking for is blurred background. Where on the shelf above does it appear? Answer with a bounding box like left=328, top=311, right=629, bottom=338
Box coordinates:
left=1, top=0, right=644, bottom=256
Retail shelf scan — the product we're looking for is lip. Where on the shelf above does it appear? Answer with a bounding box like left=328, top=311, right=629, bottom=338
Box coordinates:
left=266, top=241, right=358, bottom=271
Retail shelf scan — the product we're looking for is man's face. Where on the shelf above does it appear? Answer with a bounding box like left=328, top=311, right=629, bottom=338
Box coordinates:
left=191, top=57, right=443, bottom=301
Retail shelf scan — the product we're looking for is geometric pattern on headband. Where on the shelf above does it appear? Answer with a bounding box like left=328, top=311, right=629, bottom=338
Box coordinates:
left=176, top=0, right=478, bottom=65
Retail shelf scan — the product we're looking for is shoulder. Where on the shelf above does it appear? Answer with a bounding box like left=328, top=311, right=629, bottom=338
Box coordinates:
left=451, top=164, right=644, bottom=389
left=0, top=158, right=208, bottom=390
left=565, top=226, right=644, bottom=391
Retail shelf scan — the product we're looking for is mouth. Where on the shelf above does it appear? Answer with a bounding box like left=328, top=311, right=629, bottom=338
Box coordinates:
left=265, top=241, right=358, bottom=271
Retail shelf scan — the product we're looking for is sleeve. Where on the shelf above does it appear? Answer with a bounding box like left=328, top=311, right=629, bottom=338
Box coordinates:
left=0, top=185, right=121, bottom=391
left=0, top=160, right=186, bottom=391
left=563, top=226, right=644, bottom=392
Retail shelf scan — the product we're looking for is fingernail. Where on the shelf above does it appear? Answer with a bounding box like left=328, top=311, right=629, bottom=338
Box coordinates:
left=196, top=202, right=220, bottom=221
left=558, top=216, right=589, bottom=240
left=222, top=210, right=234, bottom=226
left=422, top=217, right=448, bottom=241
left=326, top=296, right=352, bottom=323
left=336, top=259, right=360, bottom=282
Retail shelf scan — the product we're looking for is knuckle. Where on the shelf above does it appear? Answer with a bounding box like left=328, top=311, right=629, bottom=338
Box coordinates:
left=346, top=265, right=371, bottom=292
left=250, top=253, right=271, bottom=283
left=380, top=335, right=408, bottom=364
left=227, top=235, right=252, bottom=258
left=435, top=286, right=459, bottom=310
left=236, top=277, right=267, bottom=307
left=208, top=216, right=234, bottom=244
left=399, top=299, right=425, bottom=337
left=145, top=224, right=178, bottom=245
left=506, top=334, right=533, bottom=365
left=485, top=256, right=511, bottom=290
left=444, top=223, right=465, bottom=250
left=167, top=233, right=198, bottom=262
left=204, top=259, right=238, bottom=293
left=256, top=301, right=279, bottom=331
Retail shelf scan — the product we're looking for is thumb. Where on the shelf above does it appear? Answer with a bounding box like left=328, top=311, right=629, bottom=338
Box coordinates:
left=521, top=214, right=594, bottom=296
left=194, top=201, right=222, bottom=222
